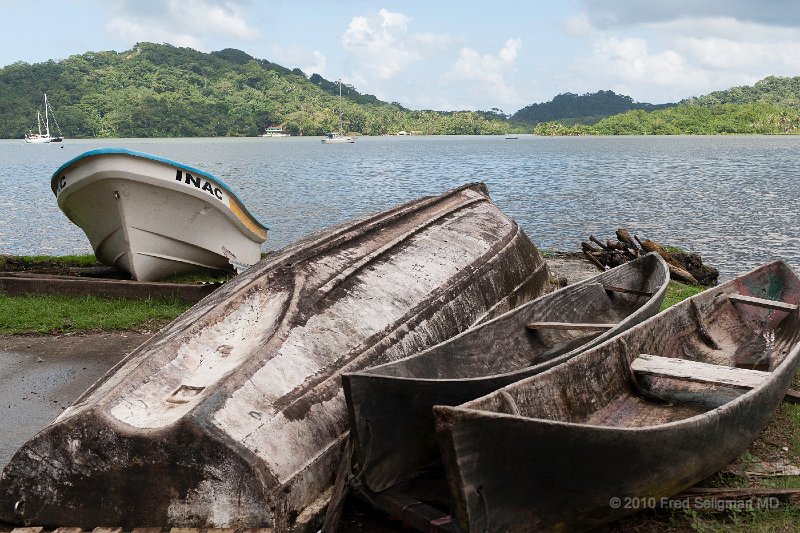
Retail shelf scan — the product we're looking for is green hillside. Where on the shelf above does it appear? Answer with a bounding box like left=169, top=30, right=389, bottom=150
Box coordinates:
left=5, top=43, right=800, bottom=138
left=0, top=43, right=510, bottom=138
left=682, top=75, right=800, bottom=108
left=511, top=90, right=674, bottom=125
left=532, top=76, right=800, bottom=135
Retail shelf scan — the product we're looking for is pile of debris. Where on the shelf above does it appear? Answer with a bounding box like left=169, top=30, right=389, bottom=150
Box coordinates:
left=581, top=228, right=719, bottom=285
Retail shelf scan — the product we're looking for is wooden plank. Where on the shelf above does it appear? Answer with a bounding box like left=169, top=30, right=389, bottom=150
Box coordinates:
left=10, top=528, right=44, bottom=533
left=526, top=322, right=615, bottom=331
left=729, top=294, right=798, bottom=312
left=784, top=389, right=800, bottom=404
left=91, top=528, right=122, bottom=533
left=364, top=485, right=457, bottom=532
left=603, top=285, right=654, bottom=297
left=131, top=529, right=164, bottom=533
left=632, top=354, right=768, bottom=389
left=0, top=272, right=218, bottom=304
left=52, top=529, right=84, bottom=533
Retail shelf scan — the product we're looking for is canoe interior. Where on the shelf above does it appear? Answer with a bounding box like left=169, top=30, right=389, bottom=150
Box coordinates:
left=436, top=261, right=800, bottom=533
left=363, top=253, right=667, bottom=381
left=343, top=253, right=667, bottom=494
left=463, top=260, right=800, bottom=428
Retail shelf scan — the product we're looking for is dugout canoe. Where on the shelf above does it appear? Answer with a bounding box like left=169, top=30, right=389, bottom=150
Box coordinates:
left=343, top=252, right=669, bottom=493
left=0, top=183, right=551, bottom=532
left=51, top=148, right=268, bottom=281
left=434, top=260, right=800, bottom=533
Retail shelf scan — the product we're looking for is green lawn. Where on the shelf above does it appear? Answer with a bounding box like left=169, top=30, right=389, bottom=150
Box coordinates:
left=0, top=294, right=190, bottom=334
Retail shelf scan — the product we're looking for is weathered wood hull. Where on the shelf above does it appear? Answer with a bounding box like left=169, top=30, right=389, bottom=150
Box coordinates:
left=434, top=261, right=800, bottom=532
left=0, top=183, right=550, bottom=532
left=343, top=253, right=668, bottom=492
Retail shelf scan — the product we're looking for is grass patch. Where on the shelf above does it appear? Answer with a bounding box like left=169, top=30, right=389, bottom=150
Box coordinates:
left=162, top=271, right=235, bottom=284
left=660, top=280, right=705, bottom=311
left=0, top=253, right=98, bottom=270
left=0, top=294, right=190, bottom=335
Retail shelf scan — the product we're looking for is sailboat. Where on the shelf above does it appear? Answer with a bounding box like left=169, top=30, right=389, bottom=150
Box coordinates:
left=322, top=79, right=355, bottom=143
left=24, top=94, right=63, bottom=144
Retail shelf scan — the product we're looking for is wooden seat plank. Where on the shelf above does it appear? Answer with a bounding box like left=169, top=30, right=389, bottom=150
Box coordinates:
left=632, top=354, right=769, bottom=389
left=729, top=294, right=798, bottom=312
left=526, top=322, right=615, bottom=331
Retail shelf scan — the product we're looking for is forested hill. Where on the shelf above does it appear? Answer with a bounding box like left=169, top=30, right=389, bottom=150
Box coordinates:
left=511, top=90, right=675, bottom=125
left=682, top=75, right=800, bottom=108
left=0, top=43, right=508, bottom=138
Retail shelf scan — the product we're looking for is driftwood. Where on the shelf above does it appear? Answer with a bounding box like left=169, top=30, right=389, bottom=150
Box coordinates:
left=581, top=228, right=718, bottom=286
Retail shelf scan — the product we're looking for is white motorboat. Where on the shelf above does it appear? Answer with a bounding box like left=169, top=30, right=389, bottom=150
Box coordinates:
left=322, top=131, right=355, bottom=143
left=51, top=148, right=268, bottom=281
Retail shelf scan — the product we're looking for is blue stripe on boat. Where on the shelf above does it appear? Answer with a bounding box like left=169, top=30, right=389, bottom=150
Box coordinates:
left=51, top=148, right=267, bottom=230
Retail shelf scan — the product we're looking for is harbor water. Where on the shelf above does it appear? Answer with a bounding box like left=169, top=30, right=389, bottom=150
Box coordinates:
left=1, top=135, right=799, bottom=280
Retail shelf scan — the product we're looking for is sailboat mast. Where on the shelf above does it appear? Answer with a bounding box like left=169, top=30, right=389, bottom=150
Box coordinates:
left=338, top=79, right=344, bottom=132
left=44, top=94, right=50, bottom=136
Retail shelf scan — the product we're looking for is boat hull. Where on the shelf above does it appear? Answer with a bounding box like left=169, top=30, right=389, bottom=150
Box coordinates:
left=52, top=149, right=268, bottom=281
left=0, top=183, right=550, bottom=531
left=434, top=261, right=800, bottom=532
left=343, top=253, right=669, bottom=492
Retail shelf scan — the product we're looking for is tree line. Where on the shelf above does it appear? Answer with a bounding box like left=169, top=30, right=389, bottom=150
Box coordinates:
left=0, top=43, right=510, bottom=139
left=3, top=42, right=800, bottom=138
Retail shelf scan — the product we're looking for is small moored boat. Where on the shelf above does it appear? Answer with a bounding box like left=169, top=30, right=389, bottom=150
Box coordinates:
left=435, top=260, right=800, bottom=533
left=24, top=94, right=64, bottom=144
left=0, top=183, right=551, bottom=532
left=51, top=148, right=268, bottom=281
left=343, top=252, right=669, bottom=493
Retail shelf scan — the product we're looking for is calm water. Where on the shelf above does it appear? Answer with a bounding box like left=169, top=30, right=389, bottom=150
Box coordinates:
left=1, top=135, right=798, bottom=280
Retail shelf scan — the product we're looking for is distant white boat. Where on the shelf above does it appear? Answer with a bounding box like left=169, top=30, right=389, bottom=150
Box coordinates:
left=25, top=94, right=64, bottom=144
left=322, top=78, right=355, bottom=143
left=51, top=148, right=268, bottom=282
left=322, top=131, right=355, bottom=143
left=505, top=134, right=519, bottom=140
left=260, top=125, right=289, bottom=137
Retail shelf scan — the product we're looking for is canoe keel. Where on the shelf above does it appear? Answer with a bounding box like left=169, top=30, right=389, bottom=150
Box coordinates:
left=0, top=183, right=550, bottom=532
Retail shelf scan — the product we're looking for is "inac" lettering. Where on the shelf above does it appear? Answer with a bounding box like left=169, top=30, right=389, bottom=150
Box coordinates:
left=175, top=170, right=223, bottom=201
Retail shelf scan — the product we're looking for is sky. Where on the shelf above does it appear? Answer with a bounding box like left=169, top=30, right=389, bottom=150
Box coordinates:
left=4, top=0, right=800, bottom=114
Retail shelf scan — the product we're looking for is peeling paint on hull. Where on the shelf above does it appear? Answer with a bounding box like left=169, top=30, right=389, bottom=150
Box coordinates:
left=0, top=183, right=550, bottom=532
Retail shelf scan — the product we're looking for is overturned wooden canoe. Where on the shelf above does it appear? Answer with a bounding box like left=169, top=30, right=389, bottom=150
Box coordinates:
left=435, top=261, right=800, bottom=533
left=343, top=252, right=668, bottom=493
left=0, top=183, right=550, bottom=532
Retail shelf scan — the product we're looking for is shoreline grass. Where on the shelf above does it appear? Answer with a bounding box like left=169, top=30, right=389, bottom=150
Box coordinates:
left=0, top=294, right=190, bottom=335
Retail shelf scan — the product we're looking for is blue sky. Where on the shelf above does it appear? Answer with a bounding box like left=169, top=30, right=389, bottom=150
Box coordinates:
left=4, top=1, right=800, bottom=113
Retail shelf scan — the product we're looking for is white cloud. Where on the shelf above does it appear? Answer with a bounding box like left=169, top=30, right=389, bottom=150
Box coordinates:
left=444, top=38, right=523, bottom=109
left=267, top=45, right=327, bottom=77
left=105, top=0, right=259, bottom=51
left=564, top=8, right=800, bottom=102
left=341, top=9, right=450, bottom=80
